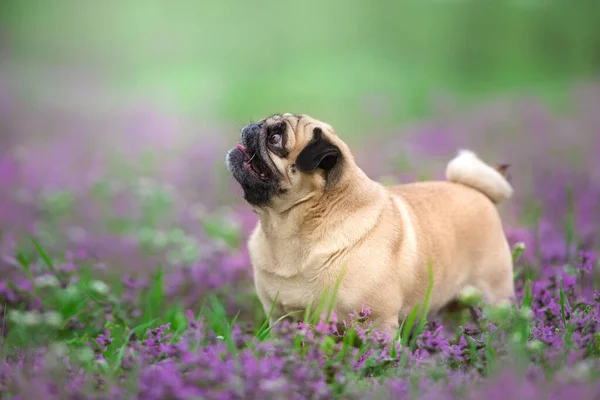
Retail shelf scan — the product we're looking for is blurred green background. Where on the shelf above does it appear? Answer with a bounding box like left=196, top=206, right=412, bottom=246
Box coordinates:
left=1, top=0, right=599, bottom=136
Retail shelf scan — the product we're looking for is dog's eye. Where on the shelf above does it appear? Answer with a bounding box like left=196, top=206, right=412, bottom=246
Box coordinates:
left=269, top=133, right=282, bottom=146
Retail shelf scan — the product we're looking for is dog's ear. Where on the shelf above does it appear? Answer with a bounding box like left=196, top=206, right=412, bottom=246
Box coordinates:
left=295, top=127, right=343, bottom=188
left=296, top=128, right=340, bottom=172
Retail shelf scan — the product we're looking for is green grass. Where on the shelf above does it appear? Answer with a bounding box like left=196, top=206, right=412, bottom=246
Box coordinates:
left=1, top=235, right=596, bottom=398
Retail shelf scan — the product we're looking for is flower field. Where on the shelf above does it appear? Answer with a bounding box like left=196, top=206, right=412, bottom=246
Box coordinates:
left=1, top=80, right=600, bottom=399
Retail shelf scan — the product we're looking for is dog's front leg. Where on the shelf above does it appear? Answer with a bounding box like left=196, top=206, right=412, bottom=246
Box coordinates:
left=373, top=317, right=400, bottom=341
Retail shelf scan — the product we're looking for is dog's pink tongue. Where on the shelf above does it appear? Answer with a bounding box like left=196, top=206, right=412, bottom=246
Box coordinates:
left=236, top=143, right=247, bottom=153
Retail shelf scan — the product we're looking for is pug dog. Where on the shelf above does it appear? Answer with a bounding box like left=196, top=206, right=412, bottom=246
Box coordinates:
left=225, top=113, right=514, bottom=336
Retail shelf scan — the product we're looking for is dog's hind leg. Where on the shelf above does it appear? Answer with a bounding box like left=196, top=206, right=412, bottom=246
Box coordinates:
left=477, top=259, right=516, bottom=307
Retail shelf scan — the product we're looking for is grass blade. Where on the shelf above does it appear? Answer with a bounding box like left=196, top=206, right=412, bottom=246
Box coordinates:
left=112, top=319, right=158, bottom=373
left=28, top=234, right=57, bottom=274
left=416, top=260, right=434, bottom=336
left=15, top=250, right=35, bottom=284
left=256, top=310, right=302, bottom=341
left=325, top=265, right=347, bottom=323
left=401, top=304, right=420, bottom=347
left=522, top=280, right=533, bottom=309
left=559, top=284, right=567, bottom=330
left=564, top=185, right=575, bottom=259
left=0, top=304, right=6, bottom=355
left=255, top=292, right=280, bottom=339
left=511, top=242, right=526, bottom=265
left=143, top=266, right=164, bottom=323
left=303, top=297, right=313, bottom=325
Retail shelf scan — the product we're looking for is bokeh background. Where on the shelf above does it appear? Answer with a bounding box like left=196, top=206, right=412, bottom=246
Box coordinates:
left=3, top=1, right=600, bottom=129
left=1, top=1, right=600, bottom=324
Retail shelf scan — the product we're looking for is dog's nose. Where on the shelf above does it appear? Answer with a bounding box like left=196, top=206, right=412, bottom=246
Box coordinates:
left=241, top=122, right=263, bottom=141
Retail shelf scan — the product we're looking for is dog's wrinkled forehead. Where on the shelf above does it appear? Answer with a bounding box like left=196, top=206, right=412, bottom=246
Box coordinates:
left=263, top=113, right=303, bottom=133
left=263, top=113, right=335, bottom=151
left=264, top=113, right=303, bottom=123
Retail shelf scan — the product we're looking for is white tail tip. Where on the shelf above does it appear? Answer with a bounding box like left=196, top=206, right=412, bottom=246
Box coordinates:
left=445, top=149, right=513, bottom=204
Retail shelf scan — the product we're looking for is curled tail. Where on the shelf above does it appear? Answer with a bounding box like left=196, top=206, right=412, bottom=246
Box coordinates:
left=445, top=149, right=513, bottom=204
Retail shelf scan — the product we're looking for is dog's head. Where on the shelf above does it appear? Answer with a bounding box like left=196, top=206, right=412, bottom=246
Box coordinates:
left=226, top=113, right=350, bottom=210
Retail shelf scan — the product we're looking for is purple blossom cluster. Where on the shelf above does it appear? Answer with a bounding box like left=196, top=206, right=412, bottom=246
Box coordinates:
left=1, top=79, right=600, bottom=398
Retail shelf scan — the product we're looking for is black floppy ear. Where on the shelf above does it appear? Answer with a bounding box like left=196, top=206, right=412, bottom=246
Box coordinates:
left=295, top=128, right=340, bottom=172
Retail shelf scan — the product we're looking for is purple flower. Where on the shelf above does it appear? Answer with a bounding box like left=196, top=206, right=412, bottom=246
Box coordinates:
left=416, top=323, right=450, bottom=353
left=562, top=271, right=577, bottom=290
left=96, top=329, right=113, bottom=352
left=575, top=251, right=596, bottom=273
